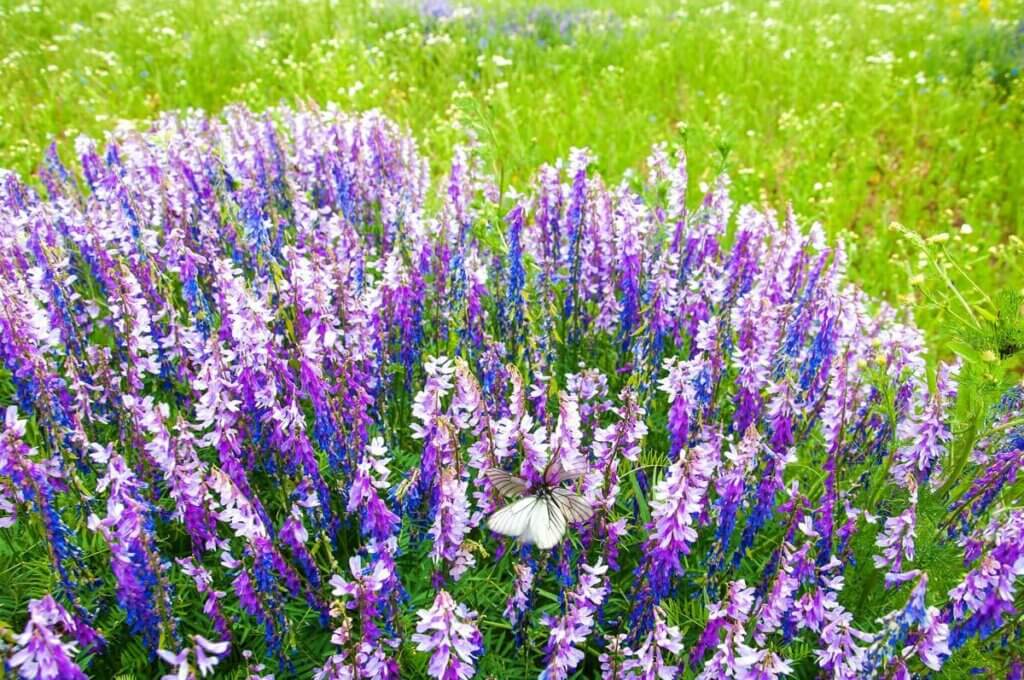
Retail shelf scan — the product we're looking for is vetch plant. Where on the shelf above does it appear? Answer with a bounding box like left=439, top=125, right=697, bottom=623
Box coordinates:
left=412, top=590, right=483, bottom=680
left=0, top=104, right=1020, bottom=678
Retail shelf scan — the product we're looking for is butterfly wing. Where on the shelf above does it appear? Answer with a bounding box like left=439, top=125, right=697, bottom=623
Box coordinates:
left=551, top=488, right=594, bottom=524
left=484, top=468, right=528, bottom=499
left=543, top=457, right=585, bottom=486
left=522, top=497, right=567, bottom=550
left=487, top=496, right=537, bottom=538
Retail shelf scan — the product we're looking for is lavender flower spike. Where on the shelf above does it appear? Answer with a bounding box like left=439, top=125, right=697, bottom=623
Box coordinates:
left=411, top=590, right=483, bottom=680
left=9, top=595, right=90, bottom=680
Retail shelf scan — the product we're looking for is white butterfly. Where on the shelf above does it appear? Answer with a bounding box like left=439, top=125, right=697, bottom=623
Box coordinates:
left=484, top=460, right=594, bottom=550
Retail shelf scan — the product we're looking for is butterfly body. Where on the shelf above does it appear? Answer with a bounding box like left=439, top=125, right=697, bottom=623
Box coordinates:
left=484, top=465, right=593, bottom=550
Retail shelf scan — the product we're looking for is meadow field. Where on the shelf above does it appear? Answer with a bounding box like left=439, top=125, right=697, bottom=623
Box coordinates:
left=0, top=0, right=1023, bottom=678
left=2, top=0, right=1023, bottom=337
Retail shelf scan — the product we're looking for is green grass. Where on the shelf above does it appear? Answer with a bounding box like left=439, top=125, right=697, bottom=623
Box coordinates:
left=1, top=0, right=1022, bottom=343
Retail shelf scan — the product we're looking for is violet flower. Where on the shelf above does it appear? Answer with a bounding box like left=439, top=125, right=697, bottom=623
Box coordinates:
left=657, top=357, right=697, bottom=458
left=541, top=559, right=609, bottom=680
left=873, top=489, right=918, bottom=588
left=176, top=557, right=231, bottom=641
left=326, top=542, right=403, bottom=680
left=890, top=361, right=957, bottom=489
left=947, top=508, right=1024, bottom=649
left=951, top=445, right=1024, bottom=522
left=644, top=428, right=720, bottom=598
left=549, top=392, right=586, bottom=475
left=9, top=595, right=92, bottom=680
left=157, top=636, right=230, bottom=680
left=503, top=204, right=527, bottom=353
left=753, top=542, right=814, bottom=645
left=411, top=355, right=457, bottom=504
left=712, top=425, right=762, bottom=567
left=348, top=436, right=400, bottom=541
left=691, top=579, right=755, bottom=670
left=429, top=468, right=471, bottom=579
left=504, top=562, right=535, bottom=629
left=411, top=590, right=483, bottom=680
left=732, top=645, right=794, bottom=680
left=862, top=573, right=949, bottom=675
left=87, top=449, right=172, bottom=653
left=0, top=406, right=88, bottom=623
left=621, top=605, right=685, bottom=679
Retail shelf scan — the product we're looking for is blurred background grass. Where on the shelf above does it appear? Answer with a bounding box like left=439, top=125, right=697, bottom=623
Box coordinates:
left=1, top=0, right=1021, bottom=345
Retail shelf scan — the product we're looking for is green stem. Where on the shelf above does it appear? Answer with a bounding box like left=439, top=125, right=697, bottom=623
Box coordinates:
left=938, top=411, right=980, bottom=498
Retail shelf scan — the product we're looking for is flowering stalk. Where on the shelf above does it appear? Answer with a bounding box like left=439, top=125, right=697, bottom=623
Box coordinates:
left=541, top=559, right=609, bottom=680
left=946, top=508, right=1024, bottom=650
left=87, top=450, right=174, bottom=654
left=0, top=407, right=89, bottom=623
left=620, top=605, right=685, bottom=679
left=412, top=590, right=483, bottom=680
left=429, top=468, right=471, bottom=582
left=9, top=595, right=98, bottom=680
left=643, top=428, right=720, bottom=599
left=347, top=436, right=400, bottom=542
left=873, top=488, right=919, bottom=588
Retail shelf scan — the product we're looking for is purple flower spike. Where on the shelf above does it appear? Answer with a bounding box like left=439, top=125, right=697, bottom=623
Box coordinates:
left=412, top=590, right=483, bottom=680
left=348, top=437, right=400, bottom=542
left=10, top=595, right=90, bottom=680
left=891, top=361, right=957, bottom=489
left=429, top=468, right=472, bottom=580
left=621, top=605, right=685, bottom=679
left=873, top=488, right=918, bottom=588
left=504, top=562, right=535, bottom=629
left=541, top=559, right=609, bottom=680
left=645, top=428, right=720, bottom=597
left=947, top=509, right=1024, bottom=650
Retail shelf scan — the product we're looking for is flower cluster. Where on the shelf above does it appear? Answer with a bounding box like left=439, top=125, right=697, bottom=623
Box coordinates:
left=619, top=606, right=685, bottom=680
left=157, top=636, right=230, bottom=680
left=540, top=559, right=609, bottom=680
left=9, top=595, right=99, bottom=680
left=412, top=590, right=483, bottom=680
left=0, top=103, right=1019, bottom=677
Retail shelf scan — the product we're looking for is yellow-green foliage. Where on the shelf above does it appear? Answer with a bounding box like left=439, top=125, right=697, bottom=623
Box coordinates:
left=0, top=0, right=1022, bottom=344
